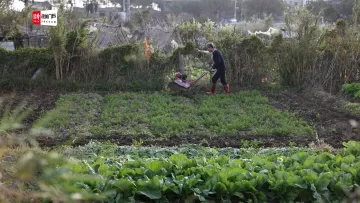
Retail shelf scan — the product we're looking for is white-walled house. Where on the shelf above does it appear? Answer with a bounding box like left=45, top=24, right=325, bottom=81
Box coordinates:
left=283, top=0, right=305, bottom=7
left=283, top=0, right=331, bottom=7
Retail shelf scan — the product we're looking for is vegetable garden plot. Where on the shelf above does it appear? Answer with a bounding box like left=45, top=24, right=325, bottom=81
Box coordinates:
left=13, top=141, right=360, bottom=202
left=33, top=93, right=103, bottom=139
left=33, top=91, right=314, bottom=145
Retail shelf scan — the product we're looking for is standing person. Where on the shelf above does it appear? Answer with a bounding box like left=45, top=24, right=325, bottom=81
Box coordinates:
left=206, top=42, right=230, bottom=95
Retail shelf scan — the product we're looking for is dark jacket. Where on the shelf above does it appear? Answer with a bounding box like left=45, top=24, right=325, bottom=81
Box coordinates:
left=212, top=49, right=226, bottom=72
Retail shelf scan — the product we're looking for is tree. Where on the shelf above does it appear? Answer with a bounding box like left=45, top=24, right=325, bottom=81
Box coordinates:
left=306, top=0, right=360, bottom=23
left=306, top=0, right=331, bottom=15
left=323, top=5, right=340, bottom=22
left=0, top=0, right=29, bottom=49
left=306, top=0, right=340, bottom=22
left=204, top=0, right=234, bottom=21
left=48, top=4, right=66, bottom=80
left=0, top=0, right=11, bottom=11
left=353, top=0, right=360, bottom=26
left=164, top=0, right=234, bottom=22
left=167, top=1, right=203, bottom=15
left=335, top=0, right=353, bottom=18
left=243, top=0, right=284, bottom=19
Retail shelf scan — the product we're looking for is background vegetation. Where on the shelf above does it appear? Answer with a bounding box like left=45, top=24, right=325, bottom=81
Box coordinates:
left=2, top=3, right=360, bottom=93
left=2, top=0, right=360, bottom=202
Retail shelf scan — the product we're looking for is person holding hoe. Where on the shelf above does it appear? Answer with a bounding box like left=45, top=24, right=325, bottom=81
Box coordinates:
left=205, top=42, right=230, bottom=95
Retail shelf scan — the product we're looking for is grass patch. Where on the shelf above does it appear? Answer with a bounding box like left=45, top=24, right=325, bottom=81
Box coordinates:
left=343, top=102, right=360, bottom=115
left=33, top=91, right=314, bottom=138
left=196, top=92, right=313, bottom=136
left=32, top=93, right=103, bottom=138
left=93, top=93, right=153, bottom=136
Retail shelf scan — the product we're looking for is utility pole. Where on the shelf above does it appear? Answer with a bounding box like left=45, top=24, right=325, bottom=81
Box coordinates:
left=123, top=0, right=130, bottom=20
left=162, top=0, right=167, bottom=12
left=234, top=0, right=237, bottom=20
left=239, top=0, right=244, bottom=22
left=126, top=0, right=130, bottom=16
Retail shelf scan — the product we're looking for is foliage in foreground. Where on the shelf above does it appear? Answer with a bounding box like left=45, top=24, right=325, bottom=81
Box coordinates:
left=9, top=141, right=360, bottom=202
left=33, top=91, right=314, bottom=139
left=342, top=83, right=360, bottom=99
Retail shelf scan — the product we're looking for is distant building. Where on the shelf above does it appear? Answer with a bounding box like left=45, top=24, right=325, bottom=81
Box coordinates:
left=284, top=0, right=332, bottom=7
left=331, top=0, right=342, bottom=5
left=31, top=1, right=52, bottom=10
left=306, top=0, right=333, bottom=5
left=73, top=6, right=120, bottom=18
left=283, top=0, right=305, bottom=7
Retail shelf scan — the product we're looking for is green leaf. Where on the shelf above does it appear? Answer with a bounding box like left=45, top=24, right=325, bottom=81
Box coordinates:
left=215, top=155, right=230, bottom=166
left=233, top=192, right=245, bottom=199
left=316, top=152, right=334, bottom=164
left=342, top=155, right=355, bottom=165
left=113, top=179, right=136, bottom=197
left=291, top=152, right=309, bottom=164
left=313, top=163, right=330, bottom=173
left=294, top=183, right=308, bottom=189
left=214, top=182, right=227, bottom=195
left=194, top=193, right=206, bottom=202
left=315, top=173, right=332, bottom=192
left=169, top=154, right=195, bottom=169
left=310, top=184, right=321, bottom=200
left=146, top=160, right=172, bottom=176
left=343, top=141, right=360, bottom=157
left=164, top=177, right=180, bottom=195
left=83, top=160, right=96, bottom=175
left=336, top=173, right=354, bottom=193
left=301, top=169, right=318, bottom=184
left=94, top=164, right=101, bottom=173
left=341, top=163, right=357, bottom=176
left=136, top=176, right=163, bottom=200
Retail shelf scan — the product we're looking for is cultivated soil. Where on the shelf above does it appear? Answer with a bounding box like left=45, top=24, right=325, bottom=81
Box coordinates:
left=1, top=88, right=359, bottom=149
left=0, top=90, right=60, bottom=132
left=262, top=89, right=360, bottom=148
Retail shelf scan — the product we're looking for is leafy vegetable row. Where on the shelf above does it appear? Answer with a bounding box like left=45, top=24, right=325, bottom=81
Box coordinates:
left=20, top=141, right=360, bottom=202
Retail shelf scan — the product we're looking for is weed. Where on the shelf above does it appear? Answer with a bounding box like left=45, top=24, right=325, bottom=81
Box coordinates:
left=289, top=141, right=297, bottom=148
left=132, top=138, right=144, bottom=147
left=241, top=140, right=261, bottom=148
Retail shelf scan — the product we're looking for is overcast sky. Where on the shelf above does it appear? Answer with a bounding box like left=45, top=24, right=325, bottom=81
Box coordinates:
left=10, top=0, right=162, bottom=11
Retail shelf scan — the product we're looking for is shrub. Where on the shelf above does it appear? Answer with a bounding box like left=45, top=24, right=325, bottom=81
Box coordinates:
left=0, top=43, right=174, bottom=91
left=0, top=47, right=54, bottom=79
left=342, top=83, right=360, bottom=98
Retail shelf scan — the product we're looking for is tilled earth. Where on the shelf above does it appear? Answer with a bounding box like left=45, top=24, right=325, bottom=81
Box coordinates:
left=262, top=89, right=360, bottom=148
left=1, top=89, right=359, bottom=148
left=0, top=90, right=60, bottom=132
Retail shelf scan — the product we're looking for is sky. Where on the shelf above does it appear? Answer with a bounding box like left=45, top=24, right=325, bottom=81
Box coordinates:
left=10, top=0, right=160, bottom=11
left=11, top=0, right=26, bottom=11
